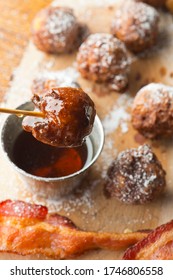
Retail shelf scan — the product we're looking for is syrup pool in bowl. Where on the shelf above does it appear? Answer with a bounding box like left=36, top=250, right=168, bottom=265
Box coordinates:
left=11, top=130, right=93, bottom=178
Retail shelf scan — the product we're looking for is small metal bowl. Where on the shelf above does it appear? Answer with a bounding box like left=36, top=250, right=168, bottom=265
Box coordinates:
left=1, top=102, right=104, bottom=199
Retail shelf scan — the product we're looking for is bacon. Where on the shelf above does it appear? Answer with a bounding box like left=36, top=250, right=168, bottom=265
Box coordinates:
left=0, top=200, right=148, bottom=259
left=123, top=220, right=173, bottom=260
left=0, top=200, right=48, bottom=219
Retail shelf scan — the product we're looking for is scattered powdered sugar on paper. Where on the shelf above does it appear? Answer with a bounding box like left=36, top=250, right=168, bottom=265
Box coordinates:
left=99, top=138, right=118, bottom=178
left=126, top=208, right=153, bottom=226
left=4, top=42, right=44, bottom=108
left=103, top=107, right=130, bottom=135
left=18, top=178, right=101, bottom=226
left=96, top=94, right=133, bottom=178
left=32, top=67, right=79, bottom=93
left=4, top=40, right=79, bottom=109
left=37, top=67, right=79, bottom=85
left=36, top=190, right=94, bottom=215
left=15, top=174, right=100, bottom=216
left=102, top=94, right=133, bottom=135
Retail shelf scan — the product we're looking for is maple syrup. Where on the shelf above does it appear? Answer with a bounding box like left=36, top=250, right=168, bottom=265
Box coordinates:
left=12, top=131, right=92, bottom=178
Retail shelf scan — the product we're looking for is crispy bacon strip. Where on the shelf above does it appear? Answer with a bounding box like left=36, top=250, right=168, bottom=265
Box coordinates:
left=0, top=200, right=148, bottom=259
left=123, top=220, right=173, bottom=260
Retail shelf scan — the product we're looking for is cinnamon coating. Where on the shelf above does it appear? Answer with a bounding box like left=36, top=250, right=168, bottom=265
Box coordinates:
left=22, top=87, right=96, bottom=147
left=104, top=144, right=166, bottom=204
left=132, top=83, right=173, bottom=139
left=31, top=6, right=82, bottom=54
left=76, top=33, right=129, bottom=92
left=111, top=1, right=159, bottom=53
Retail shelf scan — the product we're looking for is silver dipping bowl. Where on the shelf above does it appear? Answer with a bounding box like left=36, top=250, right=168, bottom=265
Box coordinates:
left=1, top=102, right=104, bottom=199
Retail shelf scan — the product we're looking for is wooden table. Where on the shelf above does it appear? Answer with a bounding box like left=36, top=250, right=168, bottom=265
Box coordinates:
left=0, top=0, right=51, bottom=102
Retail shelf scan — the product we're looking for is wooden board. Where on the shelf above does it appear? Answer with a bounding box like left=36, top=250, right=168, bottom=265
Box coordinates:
left=0, top=0, right=52, bottom=102
left=0, top=0, right=173, bottom=259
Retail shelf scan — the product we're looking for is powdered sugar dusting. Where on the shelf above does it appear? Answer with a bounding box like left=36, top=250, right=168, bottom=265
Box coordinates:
left=105, top=144, right=166, bottom=204
left=77, top=33, right=129, bottom=91
left=44, top=8, right=77, bottom=45
left=78, top=33, right=129, bottom=74
left=135, top=83, right=173, bottom=105
left=112, top=1, right=159, bottom=40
